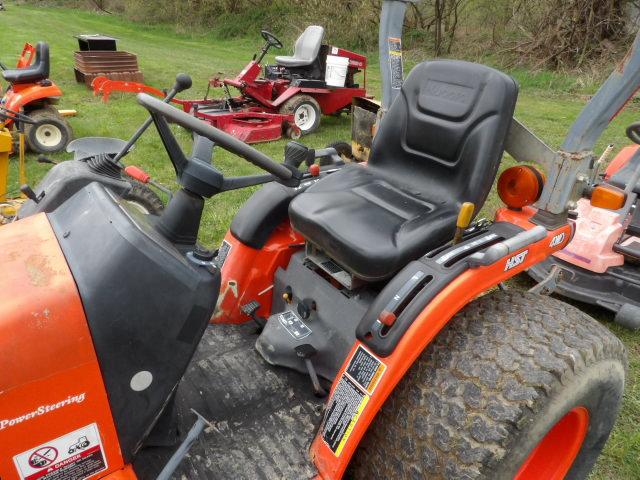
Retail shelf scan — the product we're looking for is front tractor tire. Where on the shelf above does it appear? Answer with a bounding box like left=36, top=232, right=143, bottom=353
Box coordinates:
left=25, top=107, right=73, bottom=153
left=280, top=94, right=321, bottom=135
left=121, top=182, right=164, bottom=216
left=349, top=291, right=626, bottom=480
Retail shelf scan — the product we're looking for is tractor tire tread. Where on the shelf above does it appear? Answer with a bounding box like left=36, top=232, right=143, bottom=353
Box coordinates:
left=122, top=181, right=164, bottom=215
left=348, top=291, right=626, bottom=480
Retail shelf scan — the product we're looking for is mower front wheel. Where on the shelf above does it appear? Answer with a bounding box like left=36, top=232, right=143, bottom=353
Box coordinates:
left=25, top=108, right=72, bottom=153
left=349, top=291, right=626, bottom=480
left=280, top=95, right=321, bottom=135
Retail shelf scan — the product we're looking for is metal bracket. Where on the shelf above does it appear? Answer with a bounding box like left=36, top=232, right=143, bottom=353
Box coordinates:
left=156, top=409, right=214, bottom=480
left=529, top=264, right=563, bottom=295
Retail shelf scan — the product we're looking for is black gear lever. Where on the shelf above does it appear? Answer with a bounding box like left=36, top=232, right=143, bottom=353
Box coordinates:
left=112, top=73, right=192, bottom=164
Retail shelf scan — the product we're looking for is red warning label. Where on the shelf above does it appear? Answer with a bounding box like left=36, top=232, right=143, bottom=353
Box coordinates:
left=13, top=424, right=107, bottom=480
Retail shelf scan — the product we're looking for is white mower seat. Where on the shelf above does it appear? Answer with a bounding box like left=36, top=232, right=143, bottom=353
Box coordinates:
left=275, top=26, right=324, bottom=68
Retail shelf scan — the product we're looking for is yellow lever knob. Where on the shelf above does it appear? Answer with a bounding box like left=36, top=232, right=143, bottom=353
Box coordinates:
left=456, top=202, right=475, bottom=229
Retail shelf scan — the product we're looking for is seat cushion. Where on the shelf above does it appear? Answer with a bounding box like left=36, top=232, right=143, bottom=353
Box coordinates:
left=289, top=164, right=458, bottom=281
left=274, top=56, right=314, bottom=68
left=275, top=26, right=324, bottom=68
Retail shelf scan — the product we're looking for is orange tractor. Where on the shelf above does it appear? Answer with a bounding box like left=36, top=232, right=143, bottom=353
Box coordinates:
left=0, top=42, right=73, bottom=153
left=0, top=1, right=633, bottom=479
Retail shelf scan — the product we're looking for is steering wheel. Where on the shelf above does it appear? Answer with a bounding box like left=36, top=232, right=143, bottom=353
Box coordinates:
left=261, top=30, right=283, bottom=49
left=627, top=121, right=640, bottom=145
left=136, top=93, right=298, bottom=189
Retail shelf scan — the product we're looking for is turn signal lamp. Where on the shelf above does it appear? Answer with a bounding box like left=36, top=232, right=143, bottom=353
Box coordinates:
left=591, top=185, right=626, bottom=210
left=498, top=166, right=546, bottom=209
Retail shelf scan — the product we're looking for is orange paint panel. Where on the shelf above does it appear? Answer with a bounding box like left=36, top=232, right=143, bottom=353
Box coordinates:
left=212, top=222, right=304, bottom=324
left=2, top=84, right=63, bottom=128
left=310, top=207, right=572, bottom=478
left=604, top=145, right=639, bottom=179
left=0, top=214, right=124, bottom=480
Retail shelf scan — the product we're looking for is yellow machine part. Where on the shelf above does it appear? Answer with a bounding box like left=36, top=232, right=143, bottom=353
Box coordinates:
left=0, top=127, right=12, bottom=203
left=351, top=97, right=381, bottom=163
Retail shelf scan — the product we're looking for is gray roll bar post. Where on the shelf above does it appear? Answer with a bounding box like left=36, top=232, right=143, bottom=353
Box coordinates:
left=506, top=30, right=640, bottom=215
left=379, top=0, right=418, bottom=112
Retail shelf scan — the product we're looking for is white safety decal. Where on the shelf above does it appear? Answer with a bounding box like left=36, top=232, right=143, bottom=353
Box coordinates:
left=13, top=423, right=107, bottom=480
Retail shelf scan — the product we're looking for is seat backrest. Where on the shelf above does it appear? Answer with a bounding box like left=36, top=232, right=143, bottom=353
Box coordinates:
left=369, top=60, right=518, bottom=211
left=2, top=41, right=50, bottom=84
left=292, top=25, right=324, bottom=63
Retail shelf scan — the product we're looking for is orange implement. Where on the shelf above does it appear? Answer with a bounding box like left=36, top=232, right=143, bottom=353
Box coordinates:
left=91, top=76, right=176, bottom=104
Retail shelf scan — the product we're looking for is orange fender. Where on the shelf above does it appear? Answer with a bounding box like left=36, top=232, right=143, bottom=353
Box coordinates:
left=2, top=83, right=63, bottom=127
left=310, top=207, right=573, bottom=478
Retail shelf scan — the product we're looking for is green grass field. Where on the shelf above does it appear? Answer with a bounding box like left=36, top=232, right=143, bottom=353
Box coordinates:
left=1, top=4, right=638, bottom=478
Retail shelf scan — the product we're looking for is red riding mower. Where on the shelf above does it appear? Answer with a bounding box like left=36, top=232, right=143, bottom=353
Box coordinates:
left=94, top=26, right=368, bottom=143
left=0, top=46, right=630, bottom=480
left=0, top=42, right=73, bottom=153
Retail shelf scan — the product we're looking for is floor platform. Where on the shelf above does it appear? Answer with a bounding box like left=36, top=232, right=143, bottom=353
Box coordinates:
left=134, top=323, right=325, bottom=479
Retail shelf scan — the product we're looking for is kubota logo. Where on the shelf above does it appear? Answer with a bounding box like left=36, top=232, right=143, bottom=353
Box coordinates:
left=505, top=250, right=528, bottom=271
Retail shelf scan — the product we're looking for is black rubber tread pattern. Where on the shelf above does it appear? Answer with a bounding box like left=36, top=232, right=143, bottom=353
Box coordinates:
left=134, top=322, right=324, bottom=479
left=122, top=181, right=164, bottom=216
left=348, top=291, right=626, bottom=480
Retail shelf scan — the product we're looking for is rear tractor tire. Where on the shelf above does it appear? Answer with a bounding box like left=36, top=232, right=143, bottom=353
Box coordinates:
left=280, top=94, right=321, bottom=135
left=121, top=181, right=164, bottom=216
left=349, top=291, right=626, bottom=480
left=25, top=107, right=73, bottom=154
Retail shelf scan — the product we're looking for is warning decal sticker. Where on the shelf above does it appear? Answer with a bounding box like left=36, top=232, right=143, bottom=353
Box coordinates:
left=321, top=346, right=387, bottom=456
left=279, top=310, right=312, bottom=340
left=14, top=423, right=107, bottom=480
left=388, top=37, right=403, bottom=89
left=216, top=240, right=232, bottom=268
left=321, top=375, right=369, bottom=456
left=345, top=345, right=386, bottom=395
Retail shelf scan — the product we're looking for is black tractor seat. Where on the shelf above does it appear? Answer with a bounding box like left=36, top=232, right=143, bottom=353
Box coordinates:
left=275, top=26, right=324, bottom=68
left=2, top=42, right=50, bottom=84
left=289, top=60, right=518, bottom=282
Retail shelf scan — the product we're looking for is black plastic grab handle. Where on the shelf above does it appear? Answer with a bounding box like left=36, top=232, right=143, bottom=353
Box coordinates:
left=136, top=93, right=293, bottom=182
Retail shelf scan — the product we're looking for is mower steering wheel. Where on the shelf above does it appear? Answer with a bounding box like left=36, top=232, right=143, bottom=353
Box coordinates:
left=261, top=30, right=283, bottom=49
left=136, top=93, right=296, bottom=184
left=627, top=121, right=640, bottom=145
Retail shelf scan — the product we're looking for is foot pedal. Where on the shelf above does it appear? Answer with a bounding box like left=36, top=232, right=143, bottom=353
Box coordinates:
left=240, top=300, right=266, bottom=330
left=295, top=344, right=327, bottom=397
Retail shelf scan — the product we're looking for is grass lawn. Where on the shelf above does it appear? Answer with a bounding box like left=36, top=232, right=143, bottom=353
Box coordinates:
left=1, top=3, right=638, bottom=478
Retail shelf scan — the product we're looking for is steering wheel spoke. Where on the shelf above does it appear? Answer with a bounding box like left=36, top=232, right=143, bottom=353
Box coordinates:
left=136, top=93, right=301, bottom=196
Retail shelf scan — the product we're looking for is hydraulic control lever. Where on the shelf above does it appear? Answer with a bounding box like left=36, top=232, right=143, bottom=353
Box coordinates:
left=112, top=73, right=193, bottom=164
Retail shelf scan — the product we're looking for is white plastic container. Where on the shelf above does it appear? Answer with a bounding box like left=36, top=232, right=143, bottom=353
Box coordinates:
left=325, top=55, right=349, bottom=87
